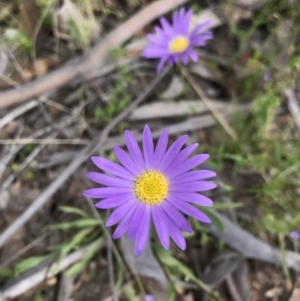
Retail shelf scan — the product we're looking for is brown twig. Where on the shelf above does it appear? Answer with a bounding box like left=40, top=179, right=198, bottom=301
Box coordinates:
left=0, top=0, right=189, bottom=109
left=0, top=67, right=169, bottom=248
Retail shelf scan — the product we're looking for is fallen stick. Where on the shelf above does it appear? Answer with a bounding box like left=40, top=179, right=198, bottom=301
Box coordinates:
left=0, top=0, right=189, bottom=109
left=0, top=68, right=169, bottom=248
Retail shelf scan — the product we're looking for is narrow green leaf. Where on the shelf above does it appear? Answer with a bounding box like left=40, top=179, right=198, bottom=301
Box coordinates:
left=0, top=267, right=13, bottom=278
left=15, top=255, right=50, bottom=276
left=47, top=218, right=100, bottom=231
left=200, top=209, right=224, bottom=231
left=59, top=206, right=90, bottom=218
left=66, top=237, right=103, bottom=277
left=156, top=249, right=220, bottom=301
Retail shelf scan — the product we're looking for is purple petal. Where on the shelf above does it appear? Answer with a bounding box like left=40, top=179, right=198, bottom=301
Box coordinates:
left=162, top=201, right=192, bottom=232
left=181, top=52, right=189, bottom=64
left=152, top=205, right=170, bottom=249
left=166, top=143, right=198, bottom=174
left=154, top=25, right=165, bottom=36
left=188, top=48, right=198, bottom=62
left=114, top=146, right=140, bottom=176
left=113, top=203, right=138, bottom=239
left=157, top=56, right=169, bottom=73
left=173, top=54, right=179, bottom=63
left=128, top=202, right=147, bottom=239
left=178, top=7, right=186, bottom=24
left=160, top=17, right=172, bottom=35
left=173, top=192, right=213, bottom=207
left=169, top=196, right=211, bottom=223
left=83, top=187, right=132, bottom=198
left=169, top=154, right=209, bottom=179
left=95, top=194, right=133, bottom=209
left=166, top=218, right=186, bottom=250
left=124, top=130, right=146, bottom=172
left=153, top=128, right=169, bottom=168
left=106, top=198, right=136, bottom=227
left=172, top=11, right=179, bottom=30
left=147, top=33, right=162, bottom=44
left=91, top=156, right=134, bottom=180
left=190, top=33, right=213, bottom=46
left=168, top=56, right=175, bottom=66
left=182, top=9, right=193, bottom=33
left=86, top=172, right=132, bottom=187
left=159, top=135, right=188, bottom=171
left=172, top=170, right=216, bottom=184
left=135, top=206, right=151, bottom=256
left=170, top=181, right=217, bottom=192
left=143, top=47, right=169, bottom=58
left=190, top=20, right=212, bottom=39
left=143, top=125, right=154, bottom=168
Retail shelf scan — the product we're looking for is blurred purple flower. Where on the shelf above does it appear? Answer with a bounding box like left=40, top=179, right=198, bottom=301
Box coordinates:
left=84, top=125, right=216, bottom=256
left=142, top=7, right=213, bottom=72
left=290, top=231, right=300, bottom=240
left=263, top=74, right=270, bottom=81
left=145, top=295, right=154, bottom=301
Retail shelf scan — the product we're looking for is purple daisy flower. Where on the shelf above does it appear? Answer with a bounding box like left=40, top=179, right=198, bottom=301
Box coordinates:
left=142, top=7, right=213, bottom=73
left=83, top=125, right=216, bottom=256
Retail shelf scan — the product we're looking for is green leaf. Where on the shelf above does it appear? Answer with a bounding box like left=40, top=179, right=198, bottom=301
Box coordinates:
left=200, top=209, right=224, bottom=231
left=0, top=267, right=13, bottom=278
left=123, top=284, right=140, bottom=301
left=156, top=249, right=220, bottom=301
left=66, top=237, right=103, bottom=277
left=59, top=206, right=90, bottom=218
left=60, top=227, right=93, bottom=257
left=47, top=218, right=100, bottom=231
left=14, top=255, right=50, bottom=276
left=165, top=282, right=176, bottom=301
left=212, top=202, right=243, bottom=210
left=34, top=292, right=43, bottom=301
left=115, top=262, right=124, bottom=289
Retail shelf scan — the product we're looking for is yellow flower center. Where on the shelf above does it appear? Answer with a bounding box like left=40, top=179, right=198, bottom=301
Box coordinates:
left=169, top=36, right=189, bottom=53
left=134, top=171, right=169, bottom=205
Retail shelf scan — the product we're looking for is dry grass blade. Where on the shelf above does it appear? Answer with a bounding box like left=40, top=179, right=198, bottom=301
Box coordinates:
left=180, top=66, right=237, bottom=141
